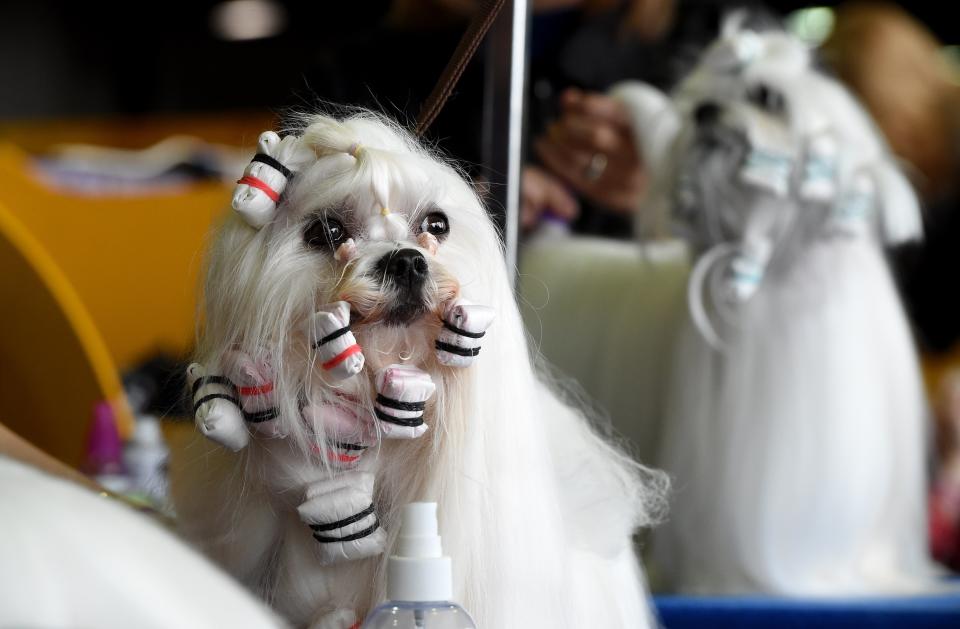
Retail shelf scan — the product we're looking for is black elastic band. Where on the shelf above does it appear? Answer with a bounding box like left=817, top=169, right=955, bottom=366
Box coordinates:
left=309, top=503, right=376, bottom=532
left=243, top=408, right=278, bottom=423
left=191, top=375, right=235, bottom=396
left=435, top=340, right=481, bottom=357
left=375, top=394, right=426, bottom=412
left=313, top=518, right=380, bottom=543
left=375, top=408, right=424, bottom=427
left=443, top=320, right=486, bottom=339
left=330, top=441, right=368, bottom=452
left=315, top=325, right=350, bottom=348
left=251, top=153, right=292, bottom=179
left=193, top=392, right=240, bottom=414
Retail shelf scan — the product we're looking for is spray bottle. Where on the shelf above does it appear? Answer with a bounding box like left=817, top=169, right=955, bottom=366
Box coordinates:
left=123, top=413, right=169, bottom=505
left=362, top=502, right=477, bottom=629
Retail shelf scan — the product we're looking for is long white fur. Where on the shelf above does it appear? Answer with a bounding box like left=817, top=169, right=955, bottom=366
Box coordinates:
left=614, top=22, right=937, bottom=594
left=171, top=110, right=665, bottom=627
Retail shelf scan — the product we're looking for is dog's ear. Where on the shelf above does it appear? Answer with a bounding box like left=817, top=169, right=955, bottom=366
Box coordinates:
left=609, top=82, right=681, bottom=172
left=870, top=158, right=923, bottom=245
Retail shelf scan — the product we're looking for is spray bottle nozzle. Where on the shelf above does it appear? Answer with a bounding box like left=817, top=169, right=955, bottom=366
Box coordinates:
left=396, top=503, right=443, bottom=559
left=387, top=502, right=452, bottom=602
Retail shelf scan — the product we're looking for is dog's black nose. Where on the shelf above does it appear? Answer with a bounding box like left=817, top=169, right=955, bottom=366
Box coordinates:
left=694, top=102, right=721, bottom=127
left=379, top=248, right=428, bottom=289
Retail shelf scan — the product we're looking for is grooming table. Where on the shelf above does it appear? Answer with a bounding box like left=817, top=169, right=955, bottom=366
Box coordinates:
left=654, top=592, right=960, bottom=628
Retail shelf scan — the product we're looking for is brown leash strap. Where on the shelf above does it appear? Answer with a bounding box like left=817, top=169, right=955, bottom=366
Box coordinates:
left=415, top=0, right=508, bottom=137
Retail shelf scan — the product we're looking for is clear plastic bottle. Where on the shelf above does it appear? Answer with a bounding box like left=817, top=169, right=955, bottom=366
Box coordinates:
left=123, top=414, right=169, bottom=505
left=362, top=503, right=477, bottom=629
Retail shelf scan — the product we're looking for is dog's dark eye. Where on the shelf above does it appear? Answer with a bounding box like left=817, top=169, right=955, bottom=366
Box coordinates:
left=747, top=83, right=786, bottom=116
left=304, top=216, right=349, bottom=251
left=418, top=211, right=450, bottom=238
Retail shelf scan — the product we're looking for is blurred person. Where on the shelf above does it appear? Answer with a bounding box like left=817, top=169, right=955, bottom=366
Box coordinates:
left=380, top=0, right=681, bottom=231
left=532, top=87, right=647, bottom=221
left=524, top=0, right=769, bottom=235
left=822, top=3, right=960, bottom=352
left=823, top=2, right=960, bottom=205
left=521, top=164, right=582, bottom=228
left=306, top=0, right=747, bottom=234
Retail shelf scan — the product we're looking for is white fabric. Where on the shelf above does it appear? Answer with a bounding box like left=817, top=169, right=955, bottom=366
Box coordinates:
left=0, top=457, right=284, bottom=629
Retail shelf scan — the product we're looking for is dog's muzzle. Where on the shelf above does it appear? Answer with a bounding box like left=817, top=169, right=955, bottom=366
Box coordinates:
left=376, top=248, right=429, bottom=325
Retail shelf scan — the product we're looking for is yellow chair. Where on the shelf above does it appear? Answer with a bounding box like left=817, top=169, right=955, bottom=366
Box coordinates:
left=0, top=143, right=233, bottom=372
left=0, top=116, right=275, bottom=464
left=0, top=199, right=130, bottom=467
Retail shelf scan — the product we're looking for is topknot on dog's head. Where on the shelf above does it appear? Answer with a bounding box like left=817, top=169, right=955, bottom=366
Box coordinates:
left=279, top=112, right=484, bottom=246
left=231, top=110, right=469, bottom=234
left=296, top=111, right=429, bottom=163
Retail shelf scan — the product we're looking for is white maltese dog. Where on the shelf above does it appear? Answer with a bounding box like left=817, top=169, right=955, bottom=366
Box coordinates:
left=612, top=19, right=937, bottom=594
left=171, top=112, right=666, bottom=628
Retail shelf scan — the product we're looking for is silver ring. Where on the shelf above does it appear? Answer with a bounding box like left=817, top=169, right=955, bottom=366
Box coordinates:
left=584, top=153, right=608, bottom=182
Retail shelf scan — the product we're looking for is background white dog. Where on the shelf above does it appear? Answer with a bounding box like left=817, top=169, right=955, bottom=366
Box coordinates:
left=613, top=19, right=937, bottom=594
left=171, top=112, right=666, bottom=627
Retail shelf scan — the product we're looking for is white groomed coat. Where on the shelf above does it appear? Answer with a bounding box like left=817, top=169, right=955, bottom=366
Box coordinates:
left=613, top=21, right=937, bottom=595
left=171, top=112, right=665, bottom=628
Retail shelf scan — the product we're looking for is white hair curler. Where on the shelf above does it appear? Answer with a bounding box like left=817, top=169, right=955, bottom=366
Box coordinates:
left=232, top=131, right=311, bottom=228
left=186, top=362, right=250, bottom=452
left=739, top=142, right=794, bottom=198
left=306, top=302, right=365, bottom=381
left=799, top=133, right=839, bottom=203
left=297, top=471, right=386, bottom=565
left=374, top=365, right=435, bottom=439
left=827, top=171, right=876, bottom=238
left=301, top=399, right=375, bottom=469
left=222, top=351, right=284, bottom=439
left=435, top=299, right=495, bottom=368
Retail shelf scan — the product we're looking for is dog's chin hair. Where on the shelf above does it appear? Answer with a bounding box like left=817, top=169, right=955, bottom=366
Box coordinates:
left=382, top=303, right=428, bottom=327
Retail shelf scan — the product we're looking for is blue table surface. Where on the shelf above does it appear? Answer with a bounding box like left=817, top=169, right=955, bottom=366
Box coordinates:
left=654, top=592, right=960, bottom=629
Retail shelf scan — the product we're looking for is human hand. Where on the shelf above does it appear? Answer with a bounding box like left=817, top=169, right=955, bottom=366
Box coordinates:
left=520, top=165, right=580, bottom=230
left=534, top=88, right=647, bottom=214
